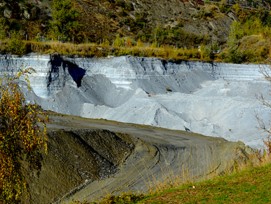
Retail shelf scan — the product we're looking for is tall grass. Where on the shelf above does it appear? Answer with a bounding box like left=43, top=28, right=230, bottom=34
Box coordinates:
left=0, top=39, right=209, bottom=61
left=141, top=163, right=271, bottom=204
left=90, top=139, right=271, bottom=204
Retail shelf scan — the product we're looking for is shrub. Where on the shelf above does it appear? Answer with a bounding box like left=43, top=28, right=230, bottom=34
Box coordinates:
left=0, top=69, right=48, bottom=203
left=6, top=32, right=27, bottom=55
left=50, top=0, right=81, bottom=42
left=226, top=16, right=271, bottom=63
left=0, top=17, right=8, bottom=40
left=97, top=192, right=144, bottom=204
left=113, top=34, right=124, bottom=47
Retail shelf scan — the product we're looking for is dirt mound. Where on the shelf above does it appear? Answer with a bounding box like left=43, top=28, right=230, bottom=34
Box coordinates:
left=25, top=113, right=254, bottom=203
left=26, top=123, right=134, bottom=204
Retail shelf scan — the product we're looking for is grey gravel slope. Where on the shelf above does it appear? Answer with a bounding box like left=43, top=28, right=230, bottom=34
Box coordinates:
left=0, top=55, right=270, bottom=148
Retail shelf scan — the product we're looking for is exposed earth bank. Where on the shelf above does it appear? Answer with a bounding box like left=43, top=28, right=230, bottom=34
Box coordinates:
left=25, top=113, right=254, bottom=203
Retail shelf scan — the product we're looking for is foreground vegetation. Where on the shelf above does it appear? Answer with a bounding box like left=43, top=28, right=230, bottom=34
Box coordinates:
left=0, top=70, right=48, bottom=203
left=94, top=140, right=271, bottom=204
left=95, top=161, right=271, bottom=204
left=140, top=163, right=271, bottom=203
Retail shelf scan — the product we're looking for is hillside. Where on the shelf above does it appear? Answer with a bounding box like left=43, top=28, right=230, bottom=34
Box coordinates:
left=0, top=0, right=232, bottom=46
left=1, top=1, right=271, bottom=62
left=0, top=1, right=269, bottom=47
left=74, top=0, right=232, bottom=47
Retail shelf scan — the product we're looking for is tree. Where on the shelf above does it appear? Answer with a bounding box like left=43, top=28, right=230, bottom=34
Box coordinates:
left=50, top=0, right=81, bottom=42
left=0, top=69, right=48, bottom=203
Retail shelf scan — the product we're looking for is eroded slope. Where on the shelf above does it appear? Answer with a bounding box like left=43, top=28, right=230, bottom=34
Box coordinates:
left=26, top=120, right=134, bottom=204
left=26, top=113, right=254, bottom=204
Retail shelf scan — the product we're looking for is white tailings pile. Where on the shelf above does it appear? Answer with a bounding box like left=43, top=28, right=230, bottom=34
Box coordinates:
left=1, top=54, right=270, bottom=148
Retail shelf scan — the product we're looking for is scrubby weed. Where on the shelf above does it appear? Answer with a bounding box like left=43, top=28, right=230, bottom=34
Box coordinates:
left=0, top=68, right=48, bottom=203
left=96, top=193, right=144, bottom=204
left=243, top=135, right=271, bottom=169
left=256, top=135, right=271, bottom=164
left=71, top=193, right=144, bottom=204
left=264, top=135, right=271, bottom=157
left=6, top=32, right=27, bottom=56
left=144, top=161, right=192, bottom=195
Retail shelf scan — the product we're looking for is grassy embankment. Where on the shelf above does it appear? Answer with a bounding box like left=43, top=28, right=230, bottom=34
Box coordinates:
left=95, top=162, right=271, bottom=204
left=139, top=163, right=271, bottom=203
left=94, top=143, right=271, bottom=204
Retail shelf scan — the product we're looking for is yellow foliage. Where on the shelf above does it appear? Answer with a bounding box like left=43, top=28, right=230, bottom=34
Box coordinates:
left=0, top=69, right=48, bottom=203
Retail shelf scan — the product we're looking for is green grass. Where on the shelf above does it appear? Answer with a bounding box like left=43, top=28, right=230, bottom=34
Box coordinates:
left=137, top=163, right=271, bottom=204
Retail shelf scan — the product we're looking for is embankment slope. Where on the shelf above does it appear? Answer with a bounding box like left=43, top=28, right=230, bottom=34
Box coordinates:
left=26, top=113, right=253, bottom=203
